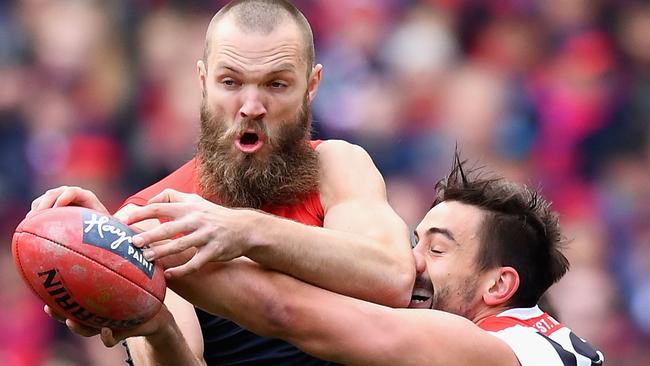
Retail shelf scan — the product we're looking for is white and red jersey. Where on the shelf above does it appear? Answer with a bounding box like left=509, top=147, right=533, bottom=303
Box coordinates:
left=478, top=306, right=604, bottom=366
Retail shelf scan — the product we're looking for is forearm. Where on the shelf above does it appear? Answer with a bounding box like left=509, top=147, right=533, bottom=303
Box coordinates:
left=245, top=211, right=414, bottom=307
left=168, top=261, right=452, bottom=366
left=127, top=310, right=203, bottom=366
left=170, top=259, right=367, bottom=364
left=169, top=259, right=288, bottom=340
left=171, top=260, right=518, bottom=366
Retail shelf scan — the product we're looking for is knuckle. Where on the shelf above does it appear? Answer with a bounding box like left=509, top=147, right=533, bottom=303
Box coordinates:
left=160, top=223, right=173, bottom=236
left=176, top=237, right=191, bottom=250
left=147, top=206, right=159, bottom=216
left=136, top=233, right=149, bottom=243
left=186, top=218, right=199, bottom=231
left=151, top=204, right=163, bottom=215
left=187, top=263, right=200, bottom=273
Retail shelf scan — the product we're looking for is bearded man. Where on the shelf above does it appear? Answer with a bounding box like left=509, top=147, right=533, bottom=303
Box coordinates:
left=30, top=1, right=414, bottom=365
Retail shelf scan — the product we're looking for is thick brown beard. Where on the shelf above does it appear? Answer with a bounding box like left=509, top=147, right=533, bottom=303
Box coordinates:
left=197, top=94, right=319, bottom=209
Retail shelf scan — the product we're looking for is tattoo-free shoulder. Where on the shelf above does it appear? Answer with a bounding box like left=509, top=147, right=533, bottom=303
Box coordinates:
left=316, top=139, right=385, bottom=207
left=316, top=139, right=375, bottom=171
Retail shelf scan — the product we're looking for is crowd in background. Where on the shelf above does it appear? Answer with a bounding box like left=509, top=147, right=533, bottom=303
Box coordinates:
left=1, top=0, right=649, bottom=364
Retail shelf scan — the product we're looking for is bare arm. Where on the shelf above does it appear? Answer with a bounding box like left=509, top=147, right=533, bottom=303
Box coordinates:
left=114, top=207, right=205, bottom=366
left=246, top=140, right=414, bottom=306
left=56, top=274, right=205, bottom=366
left=171, top=259, right=519, bottom=366
left=124, top=290, right=205, bottom=366
left=127, top=140, right=415, bottom=307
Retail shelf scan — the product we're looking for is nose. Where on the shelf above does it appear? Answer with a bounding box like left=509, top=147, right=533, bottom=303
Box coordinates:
left=239, top=87, right=267, bottom=120
left=413, top=248, right=426, bottom=275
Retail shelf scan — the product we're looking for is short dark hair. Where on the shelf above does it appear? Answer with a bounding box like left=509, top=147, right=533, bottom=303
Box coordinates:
left=432, top=152, right=569, bottom=308
left=204, top=0, right=315, bottom=69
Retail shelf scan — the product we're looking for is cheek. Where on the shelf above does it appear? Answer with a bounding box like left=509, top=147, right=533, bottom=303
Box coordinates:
left=270, top=95, right=301, bottom=118
left=265, top=102, right=303, bottom=135
left=206, top=89, right=236, bottom=117
left=428, top=259, right=463, bottom=288
left=272, top=84, right=309, bottom=115
left=427, top=262, right=449, bottom=284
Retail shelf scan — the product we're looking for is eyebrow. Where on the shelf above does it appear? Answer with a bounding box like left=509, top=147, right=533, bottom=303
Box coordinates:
left=268, top=63, right=297, bottom=74
left=214, top=63, right=243, bottom=74
left=415, top=227, right=459, bottom=245
left=214, top=62, right=297, bottom=75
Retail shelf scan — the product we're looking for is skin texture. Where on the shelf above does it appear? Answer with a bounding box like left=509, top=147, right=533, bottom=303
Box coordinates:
left=35, top=197, right=522, bottom=366
left=30, top=10, right=414, bottom=366
left=411, top=202, right=520, bottom=318
left=122, top=14, right=414, bottom=303
left=196, top=14, right=320, bottom=209
left=160, top=201, right=522, bottom=366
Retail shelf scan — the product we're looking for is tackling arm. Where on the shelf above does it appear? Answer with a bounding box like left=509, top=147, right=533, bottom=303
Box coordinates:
left=170, top=259, right=519, bottom=366
left=127, top=141, right=415, bottom=307
left=244, top=140, right=415, bottom=306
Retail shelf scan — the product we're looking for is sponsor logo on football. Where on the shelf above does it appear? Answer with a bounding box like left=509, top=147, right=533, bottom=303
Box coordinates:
left=82, top=211, right=154, bottom=278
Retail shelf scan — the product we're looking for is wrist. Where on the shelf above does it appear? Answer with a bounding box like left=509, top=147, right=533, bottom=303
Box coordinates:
left=243, top=209, right=274, bottom=252
left=132, top=306, right=201, bottom=365
left=143, top=307, right=178, bottom=347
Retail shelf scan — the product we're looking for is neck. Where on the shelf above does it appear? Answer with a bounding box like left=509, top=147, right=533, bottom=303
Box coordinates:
left=469, top=304, right=512, bottom=324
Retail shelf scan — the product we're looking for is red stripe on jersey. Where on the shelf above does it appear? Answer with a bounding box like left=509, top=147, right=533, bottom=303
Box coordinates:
left=479, top=312, right=563, bottom=336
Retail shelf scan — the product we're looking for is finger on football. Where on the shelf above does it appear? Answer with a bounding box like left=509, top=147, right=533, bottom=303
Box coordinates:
left=44, top=305, right=66, bottom=323
left=132, top=220, right=188, bottom=248
left=66, top=319, right=101, bottom=337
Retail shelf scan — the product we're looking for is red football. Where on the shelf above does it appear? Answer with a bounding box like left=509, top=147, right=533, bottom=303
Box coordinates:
left=11, top=206, right=166, bottom=330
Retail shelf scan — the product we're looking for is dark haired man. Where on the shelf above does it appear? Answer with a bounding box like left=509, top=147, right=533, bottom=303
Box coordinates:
left=32, top=0, right=414, bottom=365
left=135, top=154, right=605, bottom=366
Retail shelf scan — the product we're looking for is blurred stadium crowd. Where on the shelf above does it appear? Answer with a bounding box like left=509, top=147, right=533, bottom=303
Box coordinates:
left=1, top=0, right=649, bottom=364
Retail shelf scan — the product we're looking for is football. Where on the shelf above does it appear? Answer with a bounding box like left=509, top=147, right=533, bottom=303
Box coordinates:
left=11, top=206, right=166, bottom=330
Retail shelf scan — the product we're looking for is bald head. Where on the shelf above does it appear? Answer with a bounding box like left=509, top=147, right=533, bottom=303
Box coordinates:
left=203, top=0, right=315, bottom=70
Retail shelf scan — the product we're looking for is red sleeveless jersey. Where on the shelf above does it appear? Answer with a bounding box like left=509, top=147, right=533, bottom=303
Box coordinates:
left=119, top=140, right=337, bottom=365
left=120, top=140, right=325, bottom=227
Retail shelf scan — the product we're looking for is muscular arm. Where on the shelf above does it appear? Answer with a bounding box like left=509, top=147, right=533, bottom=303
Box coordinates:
left=114, top=208, right=205, bottom=366
left=170, top=259, right=519, bottom=366
left=245, top=140, right=415, bottom=306
left=130, top=140, right=414, bottom=307
left=124, top=291, right=205, bottom=366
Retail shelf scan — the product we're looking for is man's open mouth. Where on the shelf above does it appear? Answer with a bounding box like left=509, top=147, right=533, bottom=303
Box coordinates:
left=235, top=131, right=264, bottom=154
left=409, top=290, right=433, bottom=309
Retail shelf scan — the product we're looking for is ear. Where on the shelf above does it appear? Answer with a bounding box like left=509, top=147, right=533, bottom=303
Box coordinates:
left=483, top=266, right=519, bottom=306
left=197, top=60, right=207, bottom=97
left=307, top=63, right=323, bottom=102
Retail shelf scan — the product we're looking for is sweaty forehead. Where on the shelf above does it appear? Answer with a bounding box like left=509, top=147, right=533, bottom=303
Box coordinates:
left=207, top=16, right=307, bottom=73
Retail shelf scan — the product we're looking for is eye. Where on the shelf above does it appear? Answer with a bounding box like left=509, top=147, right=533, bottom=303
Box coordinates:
left=430, top=247, right=444, bottom=255
left=269, top=80, right=288, bottom=89
left=221, top=78, right=239, bottom=89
